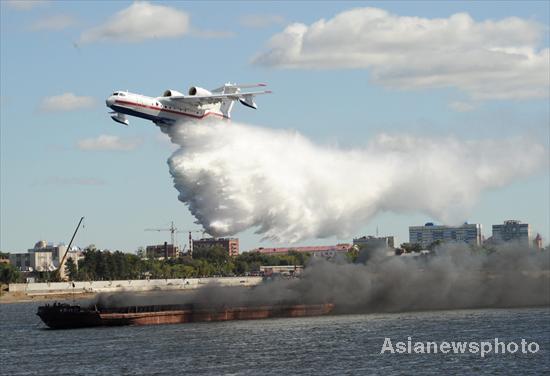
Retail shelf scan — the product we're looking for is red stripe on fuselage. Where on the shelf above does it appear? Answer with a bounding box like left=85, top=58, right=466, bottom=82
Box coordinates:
left=114, top=99, right=226, bottom=119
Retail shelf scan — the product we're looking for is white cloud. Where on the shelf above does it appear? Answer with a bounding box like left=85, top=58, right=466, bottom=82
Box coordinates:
left=190, top=29, right=235, bottom=39
left=30, top=14, right=76, bottom=31
left=39, top=93, right=95, bottom=112
left=449, top=101, right=476, bottom=112
left=6, top=0, right=48, bottom=10
left=240, top=14, right=285, bottom=29
left=79, top=1, right=190, bottom=43
left=77, top=135, right=141, bottom=151
left=253, top=8, right=550, bottom=100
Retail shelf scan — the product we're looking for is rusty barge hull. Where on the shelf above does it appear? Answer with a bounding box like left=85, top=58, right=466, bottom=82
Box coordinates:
left=37, top=303, right=335, bottom=329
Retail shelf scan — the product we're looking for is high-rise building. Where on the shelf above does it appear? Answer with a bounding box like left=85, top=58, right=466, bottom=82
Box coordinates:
left=492, top=220, right=531, bottom=247
left=409, top=222, right=482, bottom=248
left=193, top=238, right=239, bottom=257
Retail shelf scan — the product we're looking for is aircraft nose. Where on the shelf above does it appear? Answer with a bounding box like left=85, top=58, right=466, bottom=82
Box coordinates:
left=106, top=96, right=114, bottom=108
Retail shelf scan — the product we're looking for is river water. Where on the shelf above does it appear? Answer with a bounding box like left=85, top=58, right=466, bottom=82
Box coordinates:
left=1, top=302, right=548, bottom=375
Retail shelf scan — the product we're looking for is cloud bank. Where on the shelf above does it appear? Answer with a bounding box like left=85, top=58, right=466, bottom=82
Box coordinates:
left=164, top=121, right=547, bottom=242
left=79, top=1, right=190, bottom=43
left=253, top=7, right=549, bottom=100
left=77, top=135, right=141, bottom=151
left=39, top=93, right=95, bottom=112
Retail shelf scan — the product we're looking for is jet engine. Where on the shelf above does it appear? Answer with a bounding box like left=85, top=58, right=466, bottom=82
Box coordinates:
left=188, top=86, right=212, bottom=96
left=162, top=89, right=184, bottom=97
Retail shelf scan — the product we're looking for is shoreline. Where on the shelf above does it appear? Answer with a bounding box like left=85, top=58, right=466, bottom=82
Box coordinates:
left=0, top=291, right=96, bottom=304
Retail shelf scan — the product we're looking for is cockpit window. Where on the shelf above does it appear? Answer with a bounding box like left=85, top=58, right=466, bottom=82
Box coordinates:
left=112, top=92, right=119, bottom=96
left=119, top=93, right=126, bottom=97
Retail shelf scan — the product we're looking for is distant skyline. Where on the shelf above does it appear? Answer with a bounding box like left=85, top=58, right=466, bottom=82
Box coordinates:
left=1, top=1, right=548, bottom=252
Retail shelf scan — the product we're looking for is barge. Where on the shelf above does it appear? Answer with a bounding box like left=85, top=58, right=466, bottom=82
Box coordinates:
left=37, top=302, right=335, bottom=329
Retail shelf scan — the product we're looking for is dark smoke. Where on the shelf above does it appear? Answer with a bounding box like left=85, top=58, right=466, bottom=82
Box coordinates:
left=92, top=244, right=550, bottom=314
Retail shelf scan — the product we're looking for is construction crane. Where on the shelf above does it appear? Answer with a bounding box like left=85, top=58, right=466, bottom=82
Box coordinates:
left=145, top=221, right=180, bottom=246
left=54, top=216, right=84, bottom=281
left=144, top=222, right=203, bottom=254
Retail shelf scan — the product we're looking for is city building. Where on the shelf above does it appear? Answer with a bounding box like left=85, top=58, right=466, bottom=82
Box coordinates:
left=353, top=236, right=395, bottom=250
left=9, top=250, right=54, bottom=272
left=534, top=234, right=543, bottom=250
left=30, top=240, right=68, bottom=266
left=492, top=220, right=532, bottom=247
left=9, top=253, right=31, bottom=271
left=146, top=243, right=181, bottom=259
left=8, top=241, right=81, bottom=278
left=252, top=244, right=351, bottom=259
left=409, top=223, right=482, bottom=248
left=193, top=238, right=239, bottom=257
left=259, top=265, right=304, bottom=276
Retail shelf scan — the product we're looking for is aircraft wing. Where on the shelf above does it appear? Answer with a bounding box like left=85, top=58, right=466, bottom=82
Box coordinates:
left=164, top=90, right=272, bottom=107
left=211, top=83, right=267, bottom=93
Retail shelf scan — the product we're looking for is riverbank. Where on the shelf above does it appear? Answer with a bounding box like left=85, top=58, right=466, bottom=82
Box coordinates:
left=0, top=290, right=96, bottom=304
left=1, top=276, right=263, bottom=304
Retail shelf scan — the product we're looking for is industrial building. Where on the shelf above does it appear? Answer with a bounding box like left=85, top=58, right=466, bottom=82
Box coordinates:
left=492, top=220, right=532, bottom=247
left=353, top=236, right=395, bottom=250
left=146, top=243, right=181, bottom=259
left=252, top=244, right=351, bottom=259
left=409, top=223, right=482, bottom=248
left=193, top=238, right=239, bottom=257
left=259, top=265, right=304, bottom=276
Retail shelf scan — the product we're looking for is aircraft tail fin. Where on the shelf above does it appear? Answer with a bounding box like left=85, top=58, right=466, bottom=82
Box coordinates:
left=214, top=83, right=270, bottom=118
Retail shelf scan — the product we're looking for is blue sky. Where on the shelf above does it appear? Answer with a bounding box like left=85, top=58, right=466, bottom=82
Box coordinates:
left=1, top=1, right=548, bottom=252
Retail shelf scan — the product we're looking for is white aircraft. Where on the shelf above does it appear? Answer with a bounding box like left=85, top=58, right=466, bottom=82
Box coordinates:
left=105, top=83, right=271, bottom=126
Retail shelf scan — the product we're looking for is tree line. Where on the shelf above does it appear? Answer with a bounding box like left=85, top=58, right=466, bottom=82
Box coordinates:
left=62, top=246, right=310, bottom=282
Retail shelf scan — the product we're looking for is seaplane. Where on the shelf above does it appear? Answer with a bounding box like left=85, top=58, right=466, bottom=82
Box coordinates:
left=105, top=82, right=271, bottom=126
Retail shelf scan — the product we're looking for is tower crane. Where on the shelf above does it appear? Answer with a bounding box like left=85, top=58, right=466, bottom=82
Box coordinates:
left=145, top=221, right=180, bottom=246
left=144, top=222, right=204, bottom=254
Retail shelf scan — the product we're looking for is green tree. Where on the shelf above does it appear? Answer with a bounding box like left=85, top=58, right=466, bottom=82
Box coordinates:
left=0, top=263, right=20, bottom=283
left=136, top=247, right=145, bottom=259
left=64, top=258, right=78, bottom=280
left=193, top=245, right=230, bottom=264
left=400, top=242, right=422, bottom=253
left=427, top=240, right=443, bottom=251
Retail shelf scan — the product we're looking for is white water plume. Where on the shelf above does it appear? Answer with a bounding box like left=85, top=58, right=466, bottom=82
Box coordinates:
left=164, top=121, right=546, bottom=242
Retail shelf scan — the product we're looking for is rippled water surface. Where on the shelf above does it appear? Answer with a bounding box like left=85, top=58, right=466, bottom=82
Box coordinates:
left=1, top=302, right=548, bottom=375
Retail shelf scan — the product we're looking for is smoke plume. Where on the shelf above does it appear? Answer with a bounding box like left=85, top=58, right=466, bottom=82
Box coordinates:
left=93, top=245, right=550, bottom=313
left=163, top=121, right=546, bottom=242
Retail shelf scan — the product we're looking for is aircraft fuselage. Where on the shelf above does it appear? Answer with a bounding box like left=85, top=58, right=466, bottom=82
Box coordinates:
left=106, top=91, right=225, bottom=126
